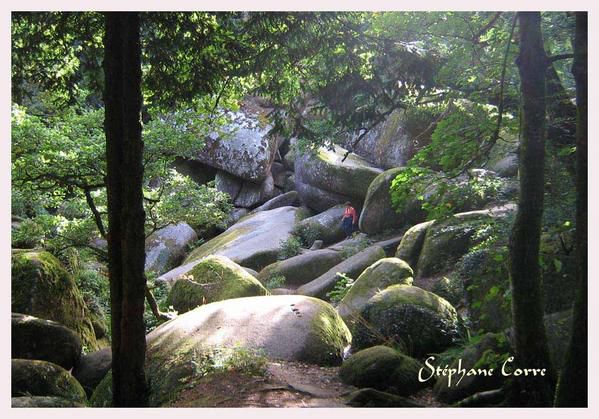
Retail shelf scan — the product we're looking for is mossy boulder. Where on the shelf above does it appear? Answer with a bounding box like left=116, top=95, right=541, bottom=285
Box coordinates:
left=12, top=396, right=86, bottom=407
left=180, top=206, right=306, bottom=272
left=295, top=145, right=383, bottom=211
left=337, top=258, right=414, bottom=322
left=433, top=333, right=512, bottom=404
left=258, top=249, right=344, bottom=288
left=352, top=284, right=461, bottom=356
left=340, top=345, right=427, bottom=396
left=11, top=251, right=99, bottom=351
left=293, top=204, right=347, bottom=246
left=12, top=359, right=87, bottom=404
left=166, top=255, right=268, bottom=313
left=94, top=295, right=351, bottom=406
left=344, top=388, right=424, bottom=407
left=12, top=313, right=82, bottom=370
left=359, top=168, right=406, bottom=235
left=145, top=222, right=198, bottom=276
left=395, top=220, right=434, bottom=269
left=416, top=210, right=497, bottom=278
left=296, top=245, right=386, bottom=299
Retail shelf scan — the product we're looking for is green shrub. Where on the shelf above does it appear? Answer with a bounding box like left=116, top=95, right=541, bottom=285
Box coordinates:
left=326, top=272, right=355, bottom=303
left=278, top=236, right=302, bottom=260
left=265, top=274, right=286, bottom=290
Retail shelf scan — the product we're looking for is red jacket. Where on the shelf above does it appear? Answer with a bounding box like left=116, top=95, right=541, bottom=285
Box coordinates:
left=343, top=206, right=358, bottom=224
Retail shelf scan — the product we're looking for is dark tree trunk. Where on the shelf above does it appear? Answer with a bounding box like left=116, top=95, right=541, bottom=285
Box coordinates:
left=104, top=12, right=148, bottom=407
left=555, top=11, right=587, bottom=407
left=506, top=12, right=555, bottom=406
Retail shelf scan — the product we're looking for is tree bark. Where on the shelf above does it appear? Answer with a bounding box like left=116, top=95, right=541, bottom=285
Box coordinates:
left=104, top=12, right=148, bottom=407
left=506, top=12, right=555, bottom=406
left=554, top=11, right=587, bottom=407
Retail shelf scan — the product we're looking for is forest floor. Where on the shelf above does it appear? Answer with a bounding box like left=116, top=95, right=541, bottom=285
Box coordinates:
left=168, top=360, right=439, bottom=408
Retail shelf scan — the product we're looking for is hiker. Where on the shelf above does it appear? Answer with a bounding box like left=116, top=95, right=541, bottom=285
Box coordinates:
left=341, top=201, right=358, bottom=238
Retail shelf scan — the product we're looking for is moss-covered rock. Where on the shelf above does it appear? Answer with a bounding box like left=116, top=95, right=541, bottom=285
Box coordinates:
left=359, top=168, right=406, bottom=235
left=11, top=251, right=99, bottom=351
left=433, top=333, right=512, bottom=404
left=416, top=211, right=495, bottom=278
left=12, top=359, right=87, bottom=404
left=296, top=245, right=386, bottom=298
left=89, top=370, right=112, bottom=407
left=395, top=220, right=434, bottom=269
left=337, top=258, right=414, bottom=322
left=352, top=284, right=461, bottom=357
left=12, top=313, right=82, bottom=371
left=258, top=249, right=344, bottom=288
left=340, top=346, right=427, bottom=396
left=89, top=295, right=351, bottom=406
left=166, top=255, right=268, bottom=313
left=344, top=388, right=424, bottom=407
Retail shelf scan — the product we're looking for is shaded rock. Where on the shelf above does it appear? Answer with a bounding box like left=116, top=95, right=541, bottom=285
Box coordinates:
left=12, top=359, right=87, bottom=404
left=226, top=207, right=249, bottom=227
left=283, top=144, right=297, bottom=170
left=346, top=109, right=432, bottom=169
left=433, top=333, right=511, bottom=404
left=166, top=255, right=268, bottom=314
left=172, top=157, right=217, bottom=185
left=395, top=221, right=434, bottom=270
left=250, top=191, right=299, bottom=214
left=171, top=206, right=305, bottom=276
left=372, top=234, right=405, bottom=257
left=192, top=104, right=278, bottom=182
left=145, top=222, right=198, bottom=276
left=271, top=161, right=287, bottom=188
left=72, top=347, right=112, bottom=398
left=359, top=168, right=405, bottom=235
left=11, top=251, right=99, bottom=351
left=337, top=258, right=414, bottom=322
left=242, top=267, right=259, bottom=277
left=234, top=173, right=277, bottom=208
left=215, top=170, right=243, bottom=201
left=340, top=346, right=427, bottom=396
left=295, top=178, right=354, bottom=212
left=283, top=173, right=296, bottom=193
left=416, top=208, right=514, bottom=278
left=258, top=249, right=344, bottom=288
left=12, top=396, right=86, bottom=407
left=352, top=284, right=461, bottom=356
left=490, top=153, right=519, bottom=178
left=295, top=145, right=383, bottom=211
left=296, top=246, right=386, bottom=299
left=344, top=388, right=424, bottom=407
left=293, top=204, right=346, bottom=246
left=309, top=240, right=324, bottom=250
left=12, top=313, right=82, bottom=371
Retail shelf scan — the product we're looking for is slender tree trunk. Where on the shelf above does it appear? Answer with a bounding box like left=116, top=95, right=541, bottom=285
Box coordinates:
left=506, top=12, right=555, bottom=406
left=104, top=12, right=148, bottom=407
left=554, top=11, right=587, bottom=407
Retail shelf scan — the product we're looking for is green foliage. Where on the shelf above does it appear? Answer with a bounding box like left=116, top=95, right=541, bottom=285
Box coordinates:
left=326, top=272, right=355, bottom=303
left=264, top=274, right=286, bottom=290
left=431, top=275, right=464, bottom=307
left=292, top=223, right=321, bottom=248
left=277, top=236, right=302, bottom=260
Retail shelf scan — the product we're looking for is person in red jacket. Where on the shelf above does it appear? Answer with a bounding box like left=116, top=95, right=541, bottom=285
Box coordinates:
left=341, top=201, right=358, bottom=238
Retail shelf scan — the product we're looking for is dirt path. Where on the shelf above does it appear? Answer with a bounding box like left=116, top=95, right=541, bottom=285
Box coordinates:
left=169, top=360, right=356, bottom=407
